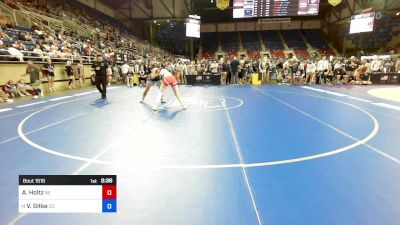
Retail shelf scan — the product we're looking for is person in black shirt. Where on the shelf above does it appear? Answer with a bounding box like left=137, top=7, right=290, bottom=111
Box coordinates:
left=230, top=57, right=239, bottom=84
left=91, top=55, right=109, bottom=99
left=42, top=58, right=56, bottom=91
left=65, top=60, right=75, bottom=89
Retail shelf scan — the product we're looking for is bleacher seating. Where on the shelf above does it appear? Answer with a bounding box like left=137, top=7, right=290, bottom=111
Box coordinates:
left=226, top=50, right=237, bottom=59
left=319, top=48, right=336, bottom=56
left=202, top=32, right=219, bottom=53
left=281, top=30, right=307, bottom=50
left=270, top=50, right=285, bottom=59
left=294, top=49, right=309, bottom=58
left=247, top=50, right=260, bottom=59
left=241, top=31, right=261, bottom=51
left=261, top=30, right=284, bottom=50
left=202, top=51, right=215, bottom=59
left=302, top=29, right=329, bottom=49
left=220, top=32, right=239, bottom=52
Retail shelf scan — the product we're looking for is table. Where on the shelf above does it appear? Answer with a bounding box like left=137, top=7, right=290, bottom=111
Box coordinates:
left=369, top=72, right=400, bottom=84
left=186, top=74, right=221, bottom=85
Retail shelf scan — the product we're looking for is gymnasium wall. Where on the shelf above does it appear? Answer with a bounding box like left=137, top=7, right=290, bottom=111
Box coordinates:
left=200, top=20, right=321, bottom=33
left=76, top=0, right=115, bottom=18
left=0, top=62, right=94, bottom=89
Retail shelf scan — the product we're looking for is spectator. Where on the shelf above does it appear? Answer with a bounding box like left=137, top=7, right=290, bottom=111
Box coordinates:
left=16, top=79, right=36, bottom=97
left=22, top=60, right=42, bottom=99
left=259, top=59, right=268, bottom=82
left=77, top=59, right=85, bottom=87
left=42, top=58, right=56, bottom=91
left=209, top=61, right=219, bottom=75
left=13, top=40, right=26, bottom=51
left=2, top=80, right=17, bottom=98
left=106, top=64, right=112, bottom=86
left=65, top=60, right=75, bottom=89
left=121, top=61, right=129, bottom=84
left=230, top=57, right=239, bottom=84
left=395, top=57, right=400, bottom=73
left=317, top=56, right=329, bottom=84
left=0, top=89, right=13, bottom=103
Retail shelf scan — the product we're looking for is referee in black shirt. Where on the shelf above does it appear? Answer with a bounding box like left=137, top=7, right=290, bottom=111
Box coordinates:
left=92, top=55, right=109, bottom=99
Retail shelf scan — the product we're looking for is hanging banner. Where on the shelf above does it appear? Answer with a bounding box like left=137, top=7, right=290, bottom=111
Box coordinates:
left=328, top=0, right=342, bottom=6
left=216, top=0, right=229, bottom=10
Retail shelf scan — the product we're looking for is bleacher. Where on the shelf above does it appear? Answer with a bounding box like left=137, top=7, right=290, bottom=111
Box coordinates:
left=302, top=29, right=329, bottom=49
left=261, top=30, right=284, bottom=50
left=220, top=32, right=239, bottom=52
left=241, top=31, right=261, bottom=51
left=281, top=30, right=307, bottom=50
left=201, top=32, right=218, bottom=58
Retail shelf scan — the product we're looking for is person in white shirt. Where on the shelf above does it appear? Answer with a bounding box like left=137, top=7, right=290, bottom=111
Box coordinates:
left=370, top=55, right=382, bottom=72
left=187, top=61, right=197, bottom=75
left=174, top=61, right=185, bottom=84
left=317, top=56, right=329, bottom=84
left=259, top=59, right=268, bottom=82
left=395, top=58, right=400, bottom=73
left=134, top=63, right=140, bottom=75
left=305, top=60, right=316, bottom=84
left=210, top=61, right=219, bottom=74
left=121, top=61, right=130, bottom=84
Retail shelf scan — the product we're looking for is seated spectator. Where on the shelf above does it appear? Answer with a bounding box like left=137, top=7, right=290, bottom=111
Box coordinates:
left=0, top=89, right=13, bottom=103
left=0, top=27, right=9, bottom=39
left=7, top=46, right=24, bottom=61
left=16, top=79, right=34, bottom=96
left=12, top=41, right=26, bottom=51
left=33, top=44, right=44, bottom=59
left=2, top=80, right=17, bottom=98
left=18, top=31, right=26, bottom=41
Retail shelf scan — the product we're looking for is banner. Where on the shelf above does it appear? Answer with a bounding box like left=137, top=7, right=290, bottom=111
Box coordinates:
left=216, top=0, right=229, bottom=10
left=328, top=0, right=342, bottom=6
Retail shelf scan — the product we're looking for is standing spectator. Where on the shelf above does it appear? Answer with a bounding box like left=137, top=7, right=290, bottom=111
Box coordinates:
left=317, top=56, right=329, bottom=84
left=42, top=58, right=56, bottom=91
left=77, top=59, right=86, bottom=87
left=209, top=61, right=219, bottom=75
left=91, top=55, right=109, bottom=99
left=395, top=57, right=400, bottom=73
left=106, top=65, right=113, bottom=86
left=112, top=64, right=121, bottom=84
left=138, top=64, right=146, bottom=86
left=126, top=67, right=134, bottom=87
left=121, top=61, right=129, bottom=85
left=230, top=57, right=239, bottom=84
left=259, top=59, right=268, bottom=82
left=65, top=60, right=75, bottom=89
left=370, top=55, right=382, bottom=72
left=22, top=60, right=42, bottom=99
left=187, top=61, right=197, bottom=75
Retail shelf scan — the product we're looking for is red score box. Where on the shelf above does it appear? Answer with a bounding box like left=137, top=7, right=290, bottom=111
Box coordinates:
left=102, top=185, right=117, bottom=199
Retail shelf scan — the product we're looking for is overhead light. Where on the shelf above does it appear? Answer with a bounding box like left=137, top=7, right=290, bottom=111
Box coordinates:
left=167, top=20, right=170, bottom=22
left=154, top=20, right=156, bottom=23
left=158, top=24, right=160, bottom=26
left=396, top=12, right=400, bottom=16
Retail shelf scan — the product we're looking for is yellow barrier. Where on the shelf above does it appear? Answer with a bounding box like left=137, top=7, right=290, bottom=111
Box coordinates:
left=252, top=73, right=261, bottom=85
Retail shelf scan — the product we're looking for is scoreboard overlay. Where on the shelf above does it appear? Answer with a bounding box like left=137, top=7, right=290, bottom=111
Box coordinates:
left=19, top=175, right=117, bottom=213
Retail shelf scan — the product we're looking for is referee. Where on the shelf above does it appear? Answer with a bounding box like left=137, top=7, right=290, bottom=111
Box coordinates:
left=92, top=55, right=109, bottom=99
